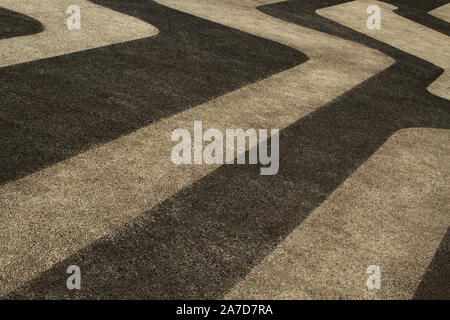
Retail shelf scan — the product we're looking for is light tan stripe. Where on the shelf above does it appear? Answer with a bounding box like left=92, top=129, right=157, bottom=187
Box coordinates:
left=0, top=0, right=392, bottom=295
left=318, top=0, right=450, bottom=100
left=225, top=128, right=450, bottom=300
left=429, top=3, right=450, bottom=23
left=0, top=0, right=159, bottom=68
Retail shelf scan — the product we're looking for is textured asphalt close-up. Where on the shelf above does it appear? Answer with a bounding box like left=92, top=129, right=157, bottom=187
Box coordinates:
left=0, top=0, right=449, bottom=300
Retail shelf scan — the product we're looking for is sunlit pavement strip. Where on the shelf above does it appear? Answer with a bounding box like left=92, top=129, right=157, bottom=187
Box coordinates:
left=429, top=3, right=450, bottom=23
left=0, top=0, right=159, bottom=68
left=0, top=0, right=392, bottom=295
left=225, top=128, right=450, bottom=300
left=318, top=0, right=450, bottom=100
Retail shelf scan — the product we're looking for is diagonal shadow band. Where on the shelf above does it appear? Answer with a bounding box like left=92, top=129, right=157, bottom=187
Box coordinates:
left=380, top=0, right=450, bottom=35
left=316, top=0, right=449, bottom=101
left=7, top=0, right=449, bottom=299
left=0, top=8, right=43, bottom=39
left=0, top=0, right=306, bottom=186
left=413, top=227, right=450, bottom=300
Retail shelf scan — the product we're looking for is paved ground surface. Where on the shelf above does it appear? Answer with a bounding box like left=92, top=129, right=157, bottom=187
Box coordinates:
left=0, top=0, right=449, bottom=299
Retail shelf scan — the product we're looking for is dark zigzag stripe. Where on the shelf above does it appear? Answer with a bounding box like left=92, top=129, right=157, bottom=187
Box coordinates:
left=380, top=0, right=450, bottom=36
left=0, top=8, right=43, bottom=39
left=7, top=1, right=450, bottom=299
left=0, top=0, right=306, bottom=186
left=413, top=227, right=450, bottom=300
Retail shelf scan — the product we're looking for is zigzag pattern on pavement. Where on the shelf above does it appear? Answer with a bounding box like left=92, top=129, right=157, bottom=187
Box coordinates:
left=0, top=0, right=448, bottom=299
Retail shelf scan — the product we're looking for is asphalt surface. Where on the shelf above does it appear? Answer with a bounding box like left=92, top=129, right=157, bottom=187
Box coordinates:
left=0, top=0, right=449, bottom=299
